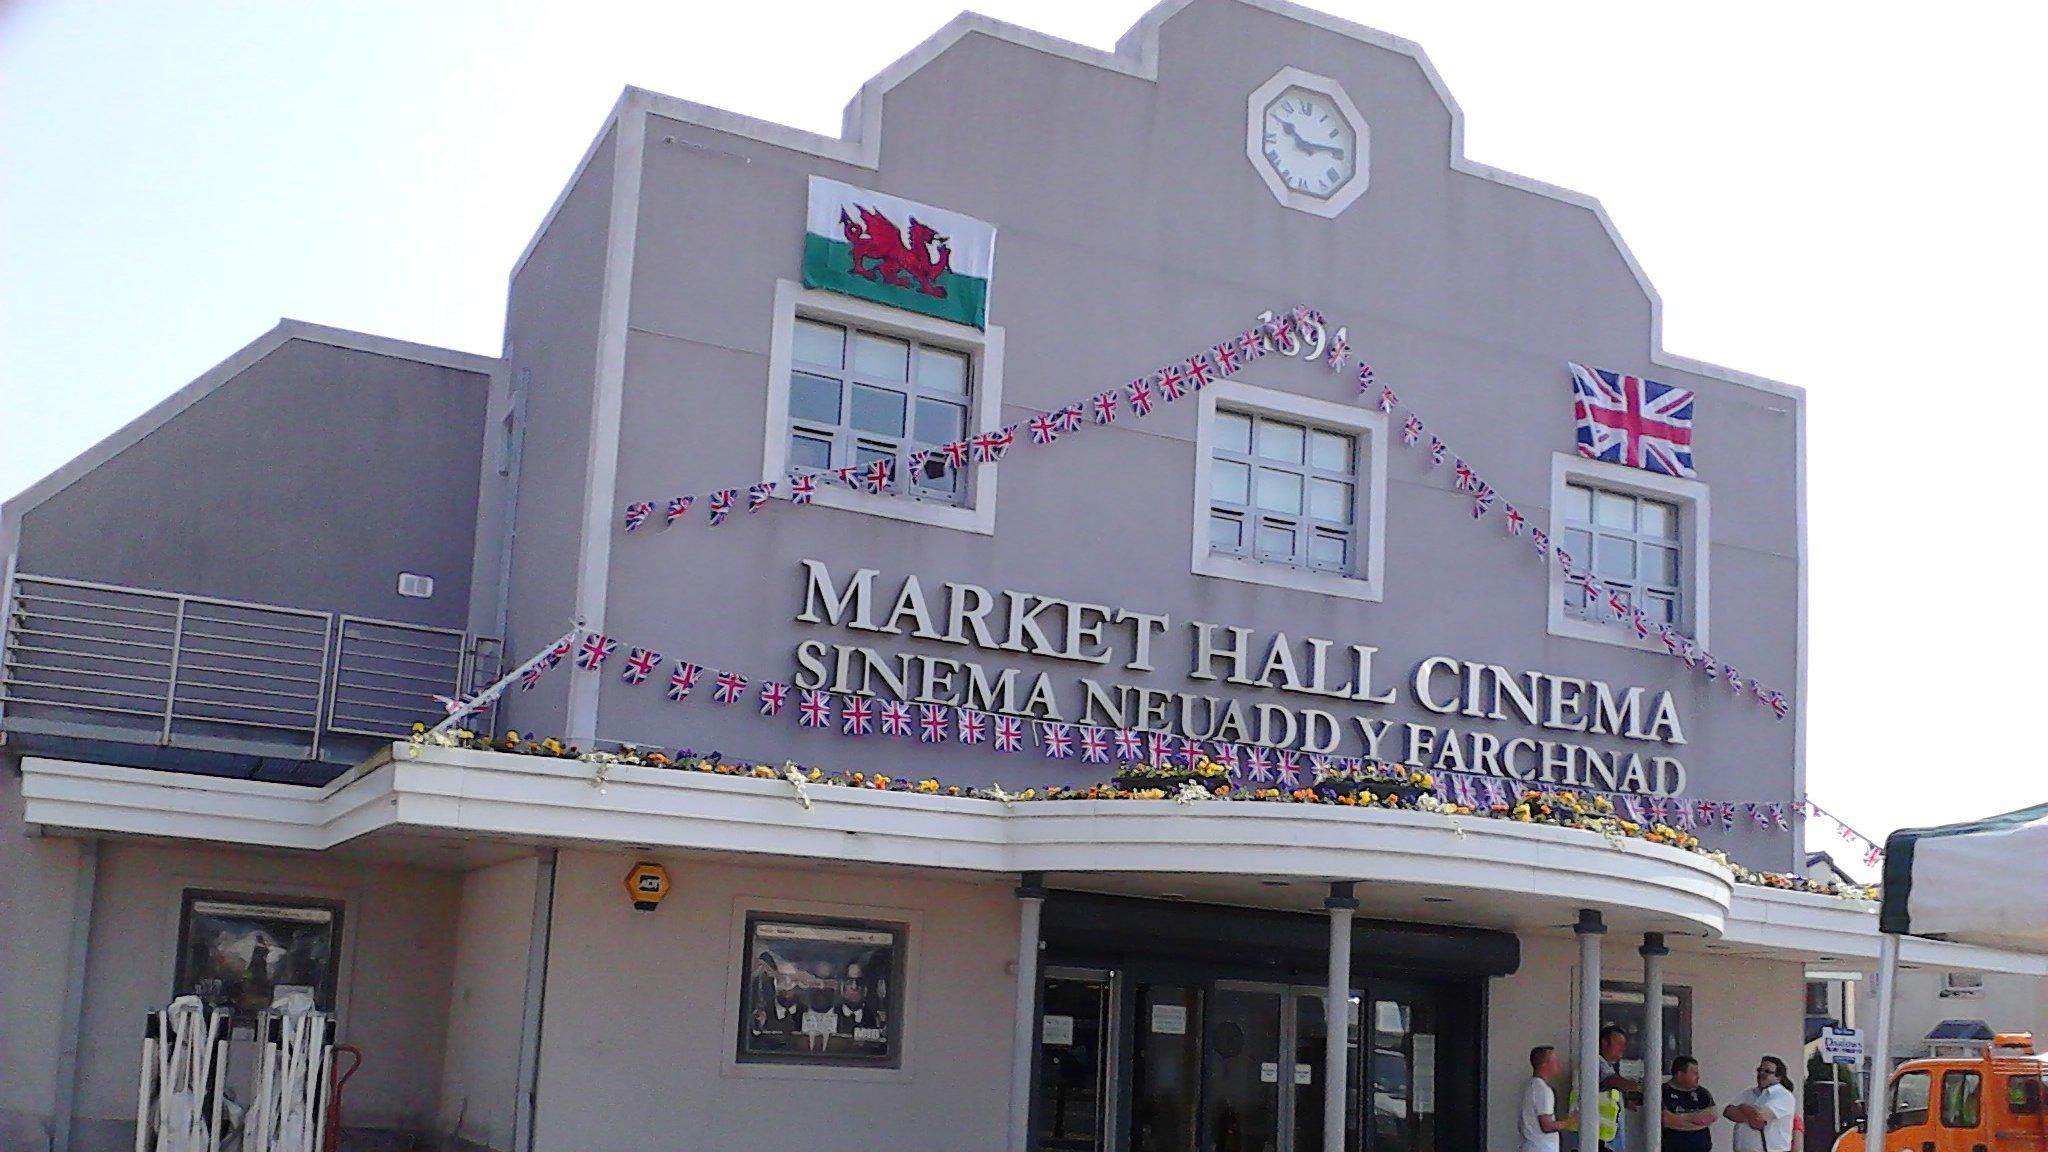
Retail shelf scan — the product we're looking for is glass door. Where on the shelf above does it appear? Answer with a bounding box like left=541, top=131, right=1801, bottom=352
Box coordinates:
left=1041, top=969, right=1117, bottom=1151
left=1363, top=994, right=1439, bottom=1152
left=1204, top=985, right=1286, bottom=1151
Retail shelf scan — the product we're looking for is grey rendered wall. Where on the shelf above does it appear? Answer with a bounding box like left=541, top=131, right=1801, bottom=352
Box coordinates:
left=1859, top=968, right=2048, bottom=1060
left=15, top=339, right=489, bottom=631
left=0, top=766, right=89, bottom=1152
left=437, top=856, right=540, bottom=1151
left=495, top=128, right=617, bottom=742
left=530, top=851, right=1014, bottom=1152
left=581, top=1, right=1799, bottom=867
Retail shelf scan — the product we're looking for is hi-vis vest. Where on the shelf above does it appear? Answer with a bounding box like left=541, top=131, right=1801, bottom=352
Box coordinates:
left=1566, top=1087, right=1623, bottom=1143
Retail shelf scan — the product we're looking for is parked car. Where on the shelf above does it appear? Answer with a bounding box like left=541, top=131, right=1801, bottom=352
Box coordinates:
left=1832, top=1033, right=2046, bottom=1152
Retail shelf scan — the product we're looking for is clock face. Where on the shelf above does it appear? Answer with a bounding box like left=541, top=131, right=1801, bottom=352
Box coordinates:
left=1260, top=86, right=1357, bottom=199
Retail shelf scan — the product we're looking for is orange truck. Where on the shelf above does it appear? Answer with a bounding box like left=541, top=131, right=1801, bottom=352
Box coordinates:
left=1832, top=1033, right=2047, bottom=1152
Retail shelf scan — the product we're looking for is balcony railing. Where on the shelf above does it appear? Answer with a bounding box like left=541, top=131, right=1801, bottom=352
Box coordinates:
left=2, top=574, right=499, bottom=762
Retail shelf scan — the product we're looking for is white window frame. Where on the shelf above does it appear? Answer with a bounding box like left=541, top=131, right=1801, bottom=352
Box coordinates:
left=1191, top=380, right=1387, bottom=602
left=1547, top=453, right=1710, bottom=653
left=762, top=280, right=1005, bottom=535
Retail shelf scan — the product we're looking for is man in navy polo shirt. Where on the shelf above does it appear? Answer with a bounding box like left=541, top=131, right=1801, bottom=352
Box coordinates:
left=1662, top=1056, right=1718, bottom=1152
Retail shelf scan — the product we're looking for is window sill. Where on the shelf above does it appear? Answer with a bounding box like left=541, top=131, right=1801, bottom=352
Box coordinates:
left=793, top=481, right=997, bottom=536
left=1193, top=552, right=1384, bottom=603
left=1547, top=611, right=1673, bottom=656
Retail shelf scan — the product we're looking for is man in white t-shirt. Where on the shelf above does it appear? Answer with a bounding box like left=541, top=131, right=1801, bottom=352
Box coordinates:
left=1522, top=1045, right=1573, bottom=1152
left=1723, top=1055, right=1796, bottom=1152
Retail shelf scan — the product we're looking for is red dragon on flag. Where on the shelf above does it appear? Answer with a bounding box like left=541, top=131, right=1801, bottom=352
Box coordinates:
left=838, top=206, right=953, bottom=297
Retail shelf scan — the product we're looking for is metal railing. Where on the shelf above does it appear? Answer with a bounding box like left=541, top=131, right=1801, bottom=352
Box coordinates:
left=1, top=574, right=498, bottom=761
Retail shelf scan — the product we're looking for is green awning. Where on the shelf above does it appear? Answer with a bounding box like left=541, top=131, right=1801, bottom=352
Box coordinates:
left=1878, top=801, right=2048, bottom=951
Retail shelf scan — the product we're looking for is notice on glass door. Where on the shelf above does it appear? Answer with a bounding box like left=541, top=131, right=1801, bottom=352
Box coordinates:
left=1041, top=1014, right=1075, bottom=1046
left=1150, top=1004, right=1188, bottom=1035
left=1413, top=1033, right=1437, bottom=1114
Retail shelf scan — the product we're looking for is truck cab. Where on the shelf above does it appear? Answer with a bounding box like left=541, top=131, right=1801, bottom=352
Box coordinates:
left=1834, top=1034, right=2048, bottom=1152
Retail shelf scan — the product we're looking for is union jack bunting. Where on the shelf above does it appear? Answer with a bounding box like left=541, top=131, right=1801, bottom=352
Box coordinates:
left=1378, top=386, right=1397, bottom=414
left=1112, top=729, right=1145, bottom=763
left=1555, top=548, right=1575, bottom=571
left=1149, top=733, right=1187, bottom=769
left=832, top=465, right=861, bottom=488
left=1767, top=692, right=1789, bottom=720
left=713, top=671, right=748, bottom=704
left=1237, top=329, right=1266, bottom=362
left=747, top=482, right=776, bottom=513
left=797, top=689, right=832, bottom=728
left=519, top=664, right=546, bottom=691
left=788, top=472, right=817, bottom=505
left=1751, top=678, right=1768, bottom=703
left=1530, top=528, right=1550, bottom=557
left=1727, top=667, right=1744, bottom=695
left=861, top=459, right=893, bottom=494
left=1631, top=610, right=1651, bottom=640
left=940, top=440, right=971, bottom=469
left=1581, top=571, right=1602, bottom=603
left=1028, top=413, right=1061, bottom=446
left=623, top=502, right=654, bottom=532
left=1471, top=485, right=1495, bottom=518
left=707, top=489, right=736, bottom=525
left=1623, top=796, right=1649, bottom=825
left=1127, top=378, right=1155, bottom=416
left=575, top=634, right=617, bottom=670
left=1720, top=803, right=1736, bottom=832
left=918, top=704, right=949, bottom=743
left=1091, top=391, right=1120, bottom=425
left=1184, top=354, right=1214, bottom=390
left=957, top=708, right=988, bottom=745
left=1078, top=726, right=1111, bottom=764
left=878, top=700, right=913, bottom=737
left=1863, top=844, right=1883, bottom=867
left=1264, top=314, right=1294, bottom=345
left=1357, top=362, right=1376, bottom=395
left=970, top=427, right=1014, bottom=463
left=1275, top=751, right=1302, bottom=787
left=1054, top=405, right=1085, bottom=434
left=542, top=637, right=573, bottom=669
left=1245, top=746, right=1273, bottom=783
left=619, top=647, right=660, bottom=685
left=1658, top=624, right=1681, bottom=655
left=1402, top=415, right=1423, bottom=446
left=1568, top=362, right=1697, bottom=478
left=1679, top=639, right=1700, bottom=669
left=1040, top=723, right=1075, bottom=759
left=841, top=695, right=875, bottom=736
left=666, top=495, right=693, bottom=525
left=1210, top=742, right=1241, bottom=776
left=1504, top=506, right=1525, bottom=534
left=1157, top=364, right=1187, bottom=401
left=1606, top=588, right=1628, bottom=618
left=1212, top=342, right=1241, bottom=374
left=667, top=661, right=701, bottom=701
left=759, top=681, right=789, bottom=716
left=1750, top=803, right=1770, bottom=829
left=1291, top=305, right=1324, bottom=329
left=993, top=715, right=1024, bottom=753
left=1428, top=437, right=1447, bottom=465
left=1325, top=333, right=1350, bottom=371
left=1703, top=659, right=1719, bottom=682
left=1453, top=461, right=1477, bottom=491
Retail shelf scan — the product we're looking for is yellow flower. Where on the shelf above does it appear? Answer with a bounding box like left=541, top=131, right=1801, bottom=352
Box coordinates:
left=541, top=738, right=564, bottom=754
left=411, top=722, right=426, bottom=734
left=751, top=765, right=775, bottom=778
left=808, top=767, right=823, bottom=782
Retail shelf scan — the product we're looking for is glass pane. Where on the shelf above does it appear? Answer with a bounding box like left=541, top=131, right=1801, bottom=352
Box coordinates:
left=1564, top=583, right=1589, bottom=611
left=1310, top=478, right=1352, bottom=524
left=1256, top=469, right=1303, bottom=514
left=1593, top=489, right=1634, bottom=530
left=1211, top=460, right=1251, bottom=505
left=917, top=466, right=960, bottom=498
left=854, top=443, right=892, bottom=468
left=1594, top=535, right=1636, bottom=580
left=1294, top=994, right=1332, bottom=1152
left=1893, top=1071, right=1931, bottom=1128
left=1644, top=544, right=1680, bottom=585
left=1641, top=499, right=1678, bottom=539
left=1202, top=988, right=1282, bottom=1152
left=1209, top=514, right=1243, bottom=550
left=1257, top=522, right=1295, bottom=560
left=1371, top=1000, right=1415, bottom=1152
left=790, top=372, right=842, bottom=425
left=850, top=386, right=906, bottom=436
left=1039, top=976, right=1111, bottom=1151
left=789, top=433, right=832, bottom=471
left=1310, top=532, right=1348, bottom=569
left=1562, top=528, right=1592, bottom=563
left=1133, top=985, right=1200, bottom=1152
left=1256, top=419, right=1305, bottom=463
left=1310, top=429, right=1353, bottom=473
left=916, top=398, right=965, bottom=443
left=1216, top=411, right=1253, bottom=455
left=852, top=332, right=910, bottom=381
left=793, top=319, right=844, bottom=369
left=915, top=345, right=968, bottom=394
left=1563, top=484, right=1593, bottom=523
left=1645, top=592, right=1677, bottom=624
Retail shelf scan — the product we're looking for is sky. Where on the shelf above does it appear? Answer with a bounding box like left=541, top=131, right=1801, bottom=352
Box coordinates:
left=3, top=1, right=2043, bottom=872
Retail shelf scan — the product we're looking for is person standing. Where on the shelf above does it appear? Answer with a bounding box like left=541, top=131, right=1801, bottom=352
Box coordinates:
left=1662, top=1056, right=1718, bottom=1152
left=1598, top=1025, right=1643, bottom=1152
left=1523, top=1046, right=1574, bottom=1152
left=1723, top=1055, right=1797, bottom=1152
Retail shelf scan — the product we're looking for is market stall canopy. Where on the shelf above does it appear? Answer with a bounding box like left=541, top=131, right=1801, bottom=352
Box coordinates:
left=1878, top=801, right=2048, bottom=953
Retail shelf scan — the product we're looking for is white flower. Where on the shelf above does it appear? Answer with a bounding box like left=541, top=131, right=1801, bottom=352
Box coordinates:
left=783, top=764, right=814, bottom=810
left=1172, top=780, right=1212, bottom=805
left=982, top=784, right=1016, bottom=806
left=582, top=751, right=620, bottom=794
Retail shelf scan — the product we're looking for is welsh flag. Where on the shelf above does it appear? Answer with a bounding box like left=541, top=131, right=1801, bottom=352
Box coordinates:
left=802, top=176, right=996, bottom=329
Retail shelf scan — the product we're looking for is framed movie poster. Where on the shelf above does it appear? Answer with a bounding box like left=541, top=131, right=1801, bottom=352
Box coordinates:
left=173, top=891, right=342, bottom=1023
left=738, top=914, right=903, bottom=1067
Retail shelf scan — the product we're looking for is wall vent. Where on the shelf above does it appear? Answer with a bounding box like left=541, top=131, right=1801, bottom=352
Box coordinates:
left=398, top=573, right=435, bottom=599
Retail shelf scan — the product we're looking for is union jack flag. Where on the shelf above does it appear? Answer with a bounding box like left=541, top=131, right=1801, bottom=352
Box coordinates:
left=1679, top=639, right=1700, bottom=669
left=861, top=459, right=893, bottom=494
left=1184, top=355, right=1214, bottom=390
left=666, top=495, right=693, bottom=525
left=1862, top=844, right=1882, bottom=867
left=1504, top=506, right=1525, bottom=534
left=918, top=704, right=948, bottom=743
left=957, top=708, right=988, bottom=745
left=543, top=637, right=574, bottom=669
left=878, top=700, right=913, bottom=737
left=1768, top=691, right=1790, bottom=720
left=940, top=440, right=971, bottom=469
left=1148, top=732, right=1186, bottom=769
left=1273, top=751, right=1303, bottom=787
left=971, top=427, right=1014, bottom=463
left=1402, top=415, right=1423, bottom=446
left=1112, top=729, right=1145, bottom=763
left=1245, top=746, right=1274, bottom=783
left=1264, top=315, right=1293, bottom=346
left=623, top=502, right=654, bottom=532
left=1429, top=437, right=1446, bottom=465
left=993, top=715, right=1023, bottom=753
left=1530, top=528, right=1550, bottom=557
left=1210, top=742, right=1240, bottom=776
left=1580, top=571, right=1602, bottom=603
left=1054, top=405, right=1085, bottom=434
left=833, top=465, right=861, bottom=488
left=667, top=661, right=701, bottom=701
left=1658, top=624, right=1681, bottom=655
left=747, top=482, right=776, bottom=513
left=714, top=671, right=747, bottom=704
left=1631, top=610, right=1651, bottom=640
left=1157, top=364, right=1187, bottom=402
left=1728, top=668, right=1745, bottom=696
left=575, top=634, right=617, bottom=670
left=1237, top=329, right=1267, bottom=362
left=1029, top=413, right=1061, bottom=446
left=1607, top=588, right=1629, bottom=618
left=1078, top=726, right=1111, bottom=763
left=1040, top=723, right=1074, bottom=759
left=707, top=489, right=736, bottom=525
left=1471, top=485, right=1495, bottom=518
left=788, top=473, right=817, bottom=505
left=620, top=647, right=660, bottom=685
left=759, top=681, right=789, bottom=716
left=1453, top=461, right=1477, bottom=491
left=1127, top=378, right=1154, bottom=416
left=1357, top=362, right=1376, bottom=395
left=1378, top=386, right=1397, bottom=414
left=519, top=664, right=546, bottom=691
left=1704, top=658, right=1719, bottom=682
left=1720, top=803, right=1736, bottom=832
left=841, top=695, right=875, bottom=735
left=798, top=689, right=832, bottom=728
left=1749, top=803, right=1769, bottom=829
left=1568, top=362, right=1697, bottom=478
left=1212, top=342, right=1241, bottom=374
left=1091, top=391, right=1120, bottom=425
left=1325, top=333, right=1350, bottom=371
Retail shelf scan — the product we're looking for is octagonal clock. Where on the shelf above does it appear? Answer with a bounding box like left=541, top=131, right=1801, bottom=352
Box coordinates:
left=1247, top=68, right=1370, bottom=217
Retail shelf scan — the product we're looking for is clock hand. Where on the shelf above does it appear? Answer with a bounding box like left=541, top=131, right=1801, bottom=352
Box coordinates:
left=1280, top=120, right=1346, bottom=158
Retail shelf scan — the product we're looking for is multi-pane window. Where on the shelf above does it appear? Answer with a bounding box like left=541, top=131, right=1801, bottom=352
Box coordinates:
left=1208, top=409, right=1359, bottom=574
left=1561, top=482, right=1682, bottom=626
left=787, top=317, right=972, bottom=504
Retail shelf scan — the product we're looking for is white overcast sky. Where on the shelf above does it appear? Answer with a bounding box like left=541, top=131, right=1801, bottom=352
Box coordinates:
left=4, top=1, right=2042, bottom=872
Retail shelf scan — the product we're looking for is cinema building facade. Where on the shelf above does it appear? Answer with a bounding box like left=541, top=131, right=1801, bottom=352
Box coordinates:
left=7, top=3, right=2042, bottom=1151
